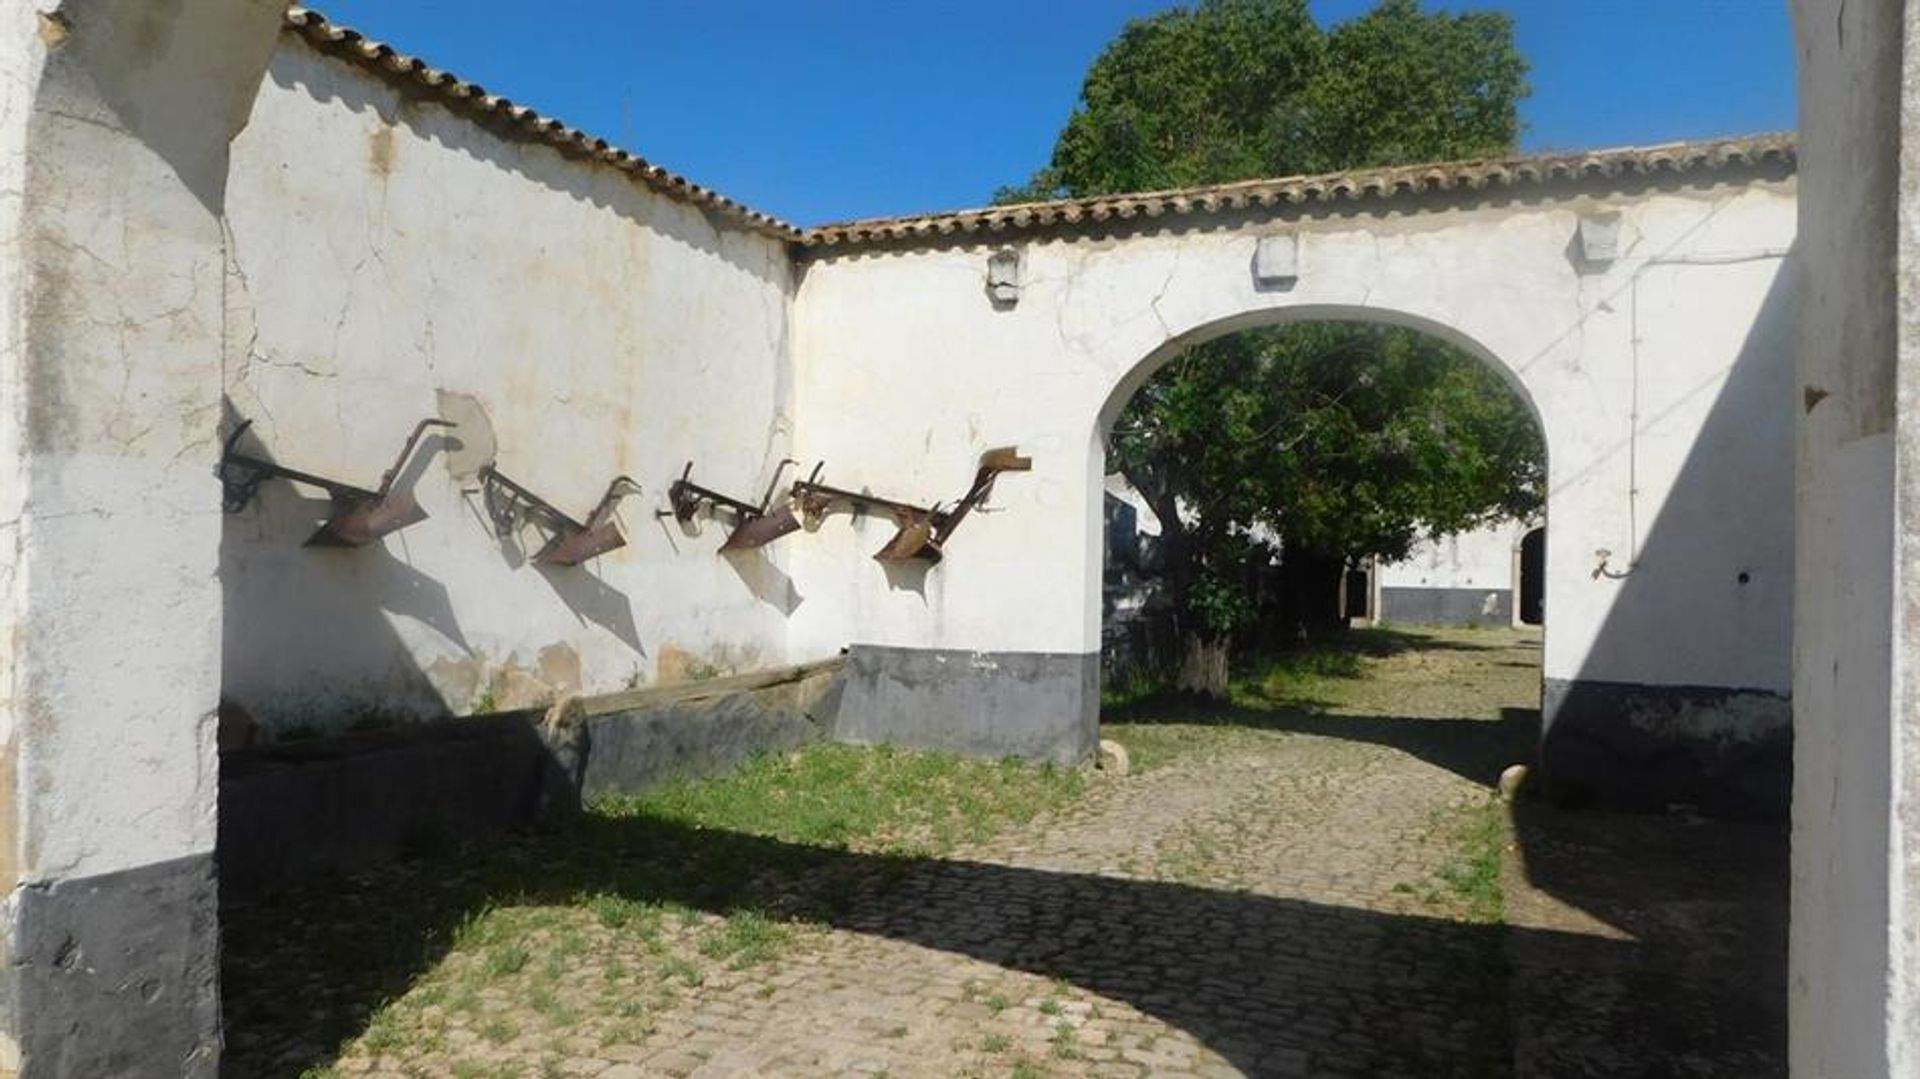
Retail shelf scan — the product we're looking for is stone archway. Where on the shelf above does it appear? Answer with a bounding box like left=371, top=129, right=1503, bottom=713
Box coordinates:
left=793, top=150, right=1795, bottom=818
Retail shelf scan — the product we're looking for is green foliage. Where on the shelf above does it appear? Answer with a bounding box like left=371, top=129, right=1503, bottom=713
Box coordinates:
left=1116, top=322, right=1542, bottom=569
left=999, top=0, right=1526, bottom=201
left=1005, top=0, right=1537, bottom=660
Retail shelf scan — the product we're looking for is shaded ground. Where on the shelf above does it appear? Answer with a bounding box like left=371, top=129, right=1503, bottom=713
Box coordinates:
left=222, top=626, right=1785, bottom=1077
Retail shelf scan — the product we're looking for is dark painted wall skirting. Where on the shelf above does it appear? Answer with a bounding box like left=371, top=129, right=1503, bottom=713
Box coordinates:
left=1541, top=677, right=1792, bottom=819
left=835, top=645, right=1099, bottom=766
left=1377, top=586, right=1514, bottom=627
left=581, top=666, right=839, bottom=797
left=219, top=715, right=575, bottom=897
left=1, top=852, right=222, bottom=1078
left=219, top=649, right=1093, bottom=899
left=219, top=662, right=842, bottom=899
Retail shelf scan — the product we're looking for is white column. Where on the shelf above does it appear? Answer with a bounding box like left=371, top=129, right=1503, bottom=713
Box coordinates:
left=0, top=2, right=282, bottom=1074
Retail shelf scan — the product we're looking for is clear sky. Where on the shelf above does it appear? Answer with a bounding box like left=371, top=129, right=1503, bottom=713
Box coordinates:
left=309, top=0, right=1795, bottom=226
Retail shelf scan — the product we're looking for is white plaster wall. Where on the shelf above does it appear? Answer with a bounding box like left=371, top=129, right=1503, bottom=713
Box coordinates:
left=790, top=184, right=1797, bottom=704
left=220, top=35, right=799, bottom=732
left=1, top=0, right=282, bottom=883
left=1788, top=1, right=1915, bottom=1074
left=0, top=3, right=45, bottom=892
left=1376, top=520, right=1528, bottom=592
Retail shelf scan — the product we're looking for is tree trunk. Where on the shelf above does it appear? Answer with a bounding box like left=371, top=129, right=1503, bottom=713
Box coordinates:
left=1175, top=631, right=1231, bottom=698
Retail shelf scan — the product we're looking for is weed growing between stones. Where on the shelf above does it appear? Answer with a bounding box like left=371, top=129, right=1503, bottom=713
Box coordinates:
left=228, top=742, right=1086, bottom=1076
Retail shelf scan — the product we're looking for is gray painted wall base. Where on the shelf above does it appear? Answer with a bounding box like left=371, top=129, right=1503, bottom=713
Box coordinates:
left=219, top=716, right=575, bottom=896
left=220, top=662, right=843, bottom=898
left=1, top=853, right=221, bottom=1078
left=1378, top=586, right=1514, bottom=627
left=582, top=667, right=839, bottom=796
left=835, top=645, right=1099, bottom=765
left=1541, top=678, right=1792, bottom=819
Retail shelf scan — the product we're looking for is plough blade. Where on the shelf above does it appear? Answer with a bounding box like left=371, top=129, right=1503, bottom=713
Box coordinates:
left=977, top=446, right=1032, bottom=474
left=874, top=514, right=939, bottom=562
left=720, top=505, right=802, bottom=551
left=535, top=518, right=627, bottom=566
left=305, top=489, right=429, bottom=548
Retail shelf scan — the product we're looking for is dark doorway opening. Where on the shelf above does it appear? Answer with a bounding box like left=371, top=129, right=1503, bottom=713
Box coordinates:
left=1518, top=526, right=1545, bottom=626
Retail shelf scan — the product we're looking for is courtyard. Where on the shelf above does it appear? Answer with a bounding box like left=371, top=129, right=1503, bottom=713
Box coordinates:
left=223, top=628, right=1784, bottom=1078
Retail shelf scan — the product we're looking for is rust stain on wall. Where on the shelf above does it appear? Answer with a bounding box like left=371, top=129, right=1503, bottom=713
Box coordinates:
left=367, top=124, right=395, bottom=177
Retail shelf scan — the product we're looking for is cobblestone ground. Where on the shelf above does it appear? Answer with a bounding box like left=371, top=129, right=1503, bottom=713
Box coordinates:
left=228, top=627, right=1786, bottom=1078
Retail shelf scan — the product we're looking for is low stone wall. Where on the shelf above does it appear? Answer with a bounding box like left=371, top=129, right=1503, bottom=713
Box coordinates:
left=581, top=661, right=843, bottom=796
left=218, top=659, right=844, bottom=897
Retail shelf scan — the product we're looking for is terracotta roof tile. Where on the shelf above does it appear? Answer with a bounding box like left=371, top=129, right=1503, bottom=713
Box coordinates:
left=283, top=6, right=804, bottom=242
left=280, top=8, right=1792, bottom=257
left=804, top=133, right=1796, bottom=252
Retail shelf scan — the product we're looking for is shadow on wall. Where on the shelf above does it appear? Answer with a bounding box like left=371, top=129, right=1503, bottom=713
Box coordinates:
left=456, top=471, right=646, bottom=656
left=1544, top=259, right=1796, bottom=819
left=218, top=396, right=472, bottom=735
left=266, top=39, right=783, bottom=281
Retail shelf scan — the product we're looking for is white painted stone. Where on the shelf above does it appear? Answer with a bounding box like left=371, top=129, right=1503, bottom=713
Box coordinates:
left=1252, top=231, right=1299, bottom=286
left=1575, top=212, right=1623, bottom=265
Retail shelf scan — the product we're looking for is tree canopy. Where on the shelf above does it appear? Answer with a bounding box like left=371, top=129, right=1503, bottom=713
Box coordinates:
left=1000, top=0, right=1527, bottom=202
left=1009, top=0, right=1541, bottom=688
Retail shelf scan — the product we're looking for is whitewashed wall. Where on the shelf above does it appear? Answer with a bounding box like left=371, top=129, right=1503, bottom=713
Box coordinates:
left=220, top=35, right=800, bottom=733
left=790, top=185, right=1797, bottom=700
left=1375, top=521, right=1528, bottom=592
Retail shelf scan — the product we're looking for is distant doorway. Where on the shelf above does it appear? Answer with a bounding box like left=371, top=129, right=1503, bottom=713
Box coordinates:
left=1518, top=526, right=1545, bottom=626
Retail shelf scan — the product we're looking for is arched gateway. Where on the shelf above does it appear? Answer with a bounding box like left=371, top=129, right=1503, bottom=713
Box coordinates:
left=792, top=136, right=1797, bottom=821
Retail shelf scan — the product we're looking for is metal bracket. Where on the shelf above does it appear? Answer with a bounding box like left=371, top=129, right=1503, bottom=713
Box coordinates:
left=479, top=467, right=641, bottom=566
left=786, top=446, right=1032, bottom=563
left=666, top=459, right=799, bottom=551
left=218, top=417, right=455, bottom=546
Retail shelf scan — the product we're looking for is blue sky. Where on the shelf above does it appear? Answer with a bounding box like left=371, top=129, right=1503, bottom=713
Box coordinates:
left=310, top=1, right=1795, bottom=226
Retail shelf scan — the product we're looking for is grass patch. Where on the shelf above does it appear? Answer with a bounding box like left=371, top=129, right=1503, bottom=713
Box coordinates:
left=697, top=910, right=793, bottom=968
left=483, top=943, right=530, bottom=977
left=602, top=742, right=1085, bottom=856
left=1049, top=1021, right=1080, bottom=1059
left=227, top=739, right=1089, bottom=1074
left=1438, top=796, right=1507, bottom=924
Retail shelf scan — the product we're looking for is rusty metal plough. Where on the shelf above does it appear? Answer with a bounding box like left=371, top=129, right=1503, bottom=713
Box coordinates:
left=218, top=418, right=456, bottom=546
left=747, top=446, right=1032, bottom=563
left=478, top=466, right=642, bottom=566
left=666, top=459, right=800, bottom=552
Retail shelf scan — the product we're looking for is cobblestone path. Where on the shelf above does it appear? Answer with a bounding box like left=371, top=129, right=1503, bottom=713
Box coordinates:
left=241, top=627, right=1786, bottom=1078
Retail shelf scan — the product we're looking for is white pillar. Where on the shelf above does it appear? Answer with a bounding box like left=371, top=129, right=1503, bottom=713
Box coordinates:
left=0, top=2, right=282, bottom=1074
left=1789, top=0, right=1920, bottom=1074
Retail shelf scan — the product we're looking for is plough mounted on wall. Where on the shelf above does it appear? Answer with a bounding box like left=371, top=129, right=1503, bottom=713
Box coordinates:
left=219, top=416, right=1031, bottom=569
left=478, top=466, right=643, bottom=566
left=218, top=417, right=455, bottom=546
left=666, top=459, right=800, bottom=551
left=718, top=446, right=1032, bottom=563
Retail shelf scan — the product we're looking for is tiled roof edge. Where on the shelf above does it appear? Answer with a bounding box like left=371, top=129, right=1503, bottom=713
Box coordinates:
left=283, top=6, right=804, bottom=242
left=802, top=133, right=1797, bottom=251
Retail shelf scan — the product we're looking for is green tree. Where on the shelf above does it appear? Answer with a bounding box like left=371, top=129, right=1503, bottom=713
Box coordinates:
left=1010, top=0, right=1538, bottom=693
